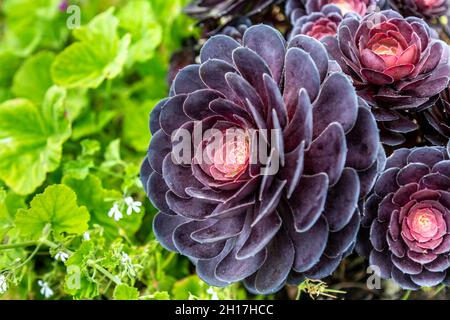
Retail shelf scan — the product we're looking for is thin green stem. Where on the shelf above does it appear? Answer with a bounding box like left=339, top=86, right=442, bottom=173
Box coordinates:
left=401, top=290, right=411, bottom=300
left=87, top=260, right=122, bottom=286
left=161, top=252, right=176, bottom=270
left=0, top=241, right=39, bottom=250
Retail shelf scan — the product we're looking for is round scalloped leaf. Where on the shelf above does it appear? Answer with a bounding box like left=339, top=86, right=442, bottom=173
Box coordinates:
left=12, top=51, right=55, bottom=103
left=0, top=86, right=71, bottom=195
left=14, top=184, right=90, bottom=239
left=51, top=8, right=131, bottom=88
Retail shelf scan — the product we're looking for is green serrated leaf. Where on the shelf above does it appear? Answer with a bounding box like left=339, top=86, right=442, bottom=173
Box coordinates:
left=113, top=284, right=139, bottom=300
left=81, top=139, right=101, bottom=157
left=14, top=184, right=90, bottom=239
left=51, top=8, right=131, bottom=88
left=0, top=189, right=25, bottom=239
left=0, top=86, right=71, bottom=195
left=12, top=51, right=55, bottom=103
left=63, top=159, right=94, bottom=180
left=122, top=100, right=155, bottom=152
left=172, top=275, right=208, bottom=300
left=62, top=174, right=142, bottom=241
left=118, top=0, right=162, bottom=64
left=2, top=0, right=69, bottom=55
left=142, top=291, right=170, bottom=300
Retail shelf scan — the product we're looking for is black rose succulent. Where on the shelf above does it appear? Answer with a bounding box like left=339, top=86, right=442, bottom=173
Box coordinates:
left=141, top=25, right=385, bottom=294
left=358, top=145, right=450, bottom=289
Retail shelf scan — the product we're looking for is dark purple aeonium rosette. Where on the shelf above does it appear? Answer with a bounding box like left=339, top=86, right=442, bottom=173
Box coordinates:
left=415, top=86, right=450, bottom=146
left=285, top=0, right=387, bottom=24
left=289, top=5, right=346, bottom=41
left=389, top=0, right=450, bottom=20
left=185, top=0, right=278, bottom=22
left=140, top=25, right=386, bottom=294
left=357, top=145, right=450, bottom=289
left=327, top=10, right=450, bottom=146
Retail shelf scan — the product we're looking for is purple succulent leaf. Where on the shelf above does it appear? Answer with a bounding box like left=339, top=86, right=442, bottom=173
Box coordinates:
left=392, top=183, right=419, bottom=206
left=312, top=73, right=358, bottom=139
left=283, top=88, right=313, bottom=152
left=289, top=173, right=329, bottom=232
left=147, top=172, right=175, bottom=215
left=303, top=254, right=342, bottom=279
left=243, top=25, right=286, bottom=84
left=304, top=122, right=347, bottom=186
left=173, top=220, right=226, bottom=259
left=291, top=216, right=329, bottom=273
left=283, top=47, right=320, bottom=115
left=183, top=89, right=222, bottom=120
left=391, top=267, right=420, bottom=290
left=345, top=106, right=380, bottom=170
left=369, top=249, right=393, bottom=279
left=410, top=270, right=446, bottom=287
left=153, top=212, right=189, bottom=252
left=149, top=98, right=168, bottom=135
left=200, top=35, right=241, bottom=64
left=197, top=240, right=235, bottom=287
left=325, top=210, right=360, bottom=258
left=172, top=65, right=206, bottom=95
left=323, top=168, right=360, bottom=232
left=251, top=227, right=295, bottom=294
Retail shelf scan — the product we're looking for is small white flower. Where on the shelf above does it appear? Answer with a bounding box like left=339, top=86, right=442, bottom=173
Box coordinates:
left=108, top=203, right=123, bottom=221
left=124, top=197, right=142, bottom=216
left=0, top=275, right=8, bottom=294
left=121, top=252, right=132, bottom=265
left=55, top=251, right=69, bottom=263
left=38, top=280, right=54, bottom=298
left=120, top=252, right=136, bottom=277
left=207, top=287, right=219, bottom=300
left=83, top=232, right=90, bottom=241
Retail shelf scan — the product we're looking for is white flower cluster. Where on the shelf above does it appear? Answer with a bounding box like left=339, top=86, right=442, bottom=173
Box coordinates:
left=0, top=275, right=8, bottom=295
left=108, top=196, right=142, bottom=222
left=38, top=280, right=54, bottom=298
left=55, top=251, right=69, bottom=263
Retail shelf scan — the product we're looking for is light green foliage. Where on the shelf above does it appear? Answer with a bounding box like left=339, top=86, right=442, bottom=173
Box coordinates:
left=117, top=0, right=163, bottom=65
left=0, top=0, right=249, bottom=301
left=15, top=184, right=89, bottom=239
left=0, top=87, right=71, bottom=195
left=12, top=51, right=55, bottom=103
left=1, top=0, right=69, bottom=55
left=113, top=284, right=139, bottom=300
left=52, top=8, right=131, bottom=88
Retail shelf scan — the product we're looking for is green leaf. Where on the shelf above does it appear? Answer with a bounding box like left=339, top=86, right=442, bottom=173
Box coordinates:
left=172, top=275, right=209, bottom=300
left=118, top=0, right=162, bottom=64
left=0, top=86, right=71, bottom=194
left=104, top=139, right=122, bottom=164
left=12, top=51, right=55, bottom=103
left=113, top=284, right=139, bottom=300
left=81, top=139, right=101, bottom=156
left=62, top=174, right=143, bottom=241
left=122, top=100, right=154, bottom=152
left=142, top=291, right=170, bottom=300
left=65, top=241, right=100, bottom=299
left=72, top=110, right=116, bottom=141
left=0, top=50, right=22, bottom=87
left=63, top=159, right=94, bottom=180
left=0, top=189, right=25, bottom=239
left=14, top=184, right=90, bottom=239
left=51, top=8, right=131, bottom=88
left=2, top=0, right=69, bottom=55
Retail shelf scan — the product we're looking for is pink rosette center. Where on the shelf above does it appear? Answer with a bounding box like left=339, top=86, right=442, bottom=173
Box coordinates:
left=330, top=0, right=367, bottom=15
